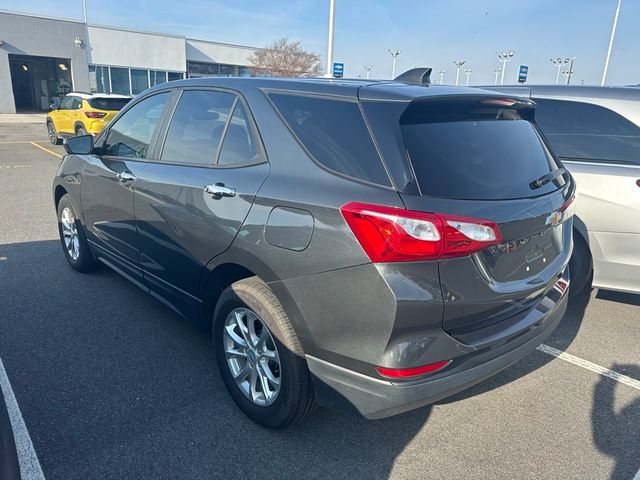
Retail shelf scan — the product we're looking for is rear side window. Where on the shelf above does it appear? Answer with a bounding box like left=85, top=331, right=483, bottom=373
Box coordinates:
left=89, top=97, right=130, bottom=111
left=269, top=93, right=391, bottom=186
left=218, top=102, right=259, bottom=166
left=161, top=90, right=235, bottom=166
left=401, top=99, right=564, bottom=200
left=533, top=98, right=640, bottom=165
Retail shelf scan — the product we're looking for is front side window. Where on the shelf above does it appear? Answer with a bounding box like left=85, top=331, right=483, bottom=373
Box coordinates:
left=103, top=92, right=170, bottom=159
left=269, top=93, right=391, bottom=186
left=534, top=98, right=640, bottom=164
left=161, top=90, right=235, bottom=166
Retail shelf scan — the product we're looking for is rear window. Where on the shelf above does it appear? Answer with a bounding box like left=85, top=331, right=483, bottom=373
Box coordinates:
left=401, top=99, right=564, bottom=200
left=269, top=93, right=391, bottom=186
left=89, top=97, right=130, bottom=111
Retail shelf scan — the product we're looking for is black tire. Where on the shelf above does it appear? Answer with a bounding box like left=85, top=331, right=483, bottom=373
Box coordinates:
left=75, top=125, right=88, bottom=136
left=569, top=231, right=592, bottom=298
left=56, top=194, right=99, bottom=273
left=213, top=277, right=316, bottom=429
left=47, top=121, right=62, bottom=145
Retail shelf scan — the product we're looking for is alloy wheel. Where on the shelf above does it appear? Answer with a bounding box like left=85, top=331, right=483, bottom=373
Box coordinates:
left=60, top=206, right=80, bottom=261
left=223, top=307, right=281, bottom=406
left=47, top=123, right=57, bottom=143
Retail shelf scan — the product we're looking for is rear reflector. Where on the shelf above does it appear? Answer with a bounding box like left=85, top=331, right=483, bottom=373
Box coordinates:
left=340, top=202, right=501, bottom=262
left=84, top=111, right=107, bottom=118
left=376, top=360, right=451, bottom=379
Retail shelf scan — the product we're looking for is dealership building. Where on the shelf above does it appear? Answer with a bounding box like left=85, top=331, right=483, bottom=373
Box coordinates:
left=0, top=10, right=258, bottom=113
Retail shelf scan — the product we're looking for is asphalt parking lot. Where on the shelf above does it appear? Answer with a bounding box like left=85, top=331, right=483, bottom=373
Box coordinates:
left=0, top=122, right=638, bottom=480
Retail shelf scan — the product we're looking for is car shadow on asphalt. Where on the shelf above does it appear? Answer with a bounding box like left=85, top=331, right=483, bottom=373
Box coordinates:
left=1, top=239, right=636, bottom=479
left=591, top=364, right=640, bottom=480
left=0, top=239, right=432, bottom=479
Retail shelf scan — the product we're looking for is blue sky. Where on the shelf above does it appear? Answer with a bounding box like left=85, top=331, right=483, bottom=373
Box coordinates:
left=1, top=0, right=638, bottom=85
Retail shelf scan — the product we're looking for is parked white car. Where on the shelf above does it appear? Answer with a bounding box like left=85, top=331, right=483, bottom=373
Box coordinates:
left=485, top=85, right=640, bottom=295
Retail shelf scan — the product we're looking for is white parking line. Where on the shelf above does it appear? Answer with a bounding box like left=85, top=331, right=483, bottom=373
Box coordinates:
left=537, top=344, right=640, bottom=390
left=0, top=358, right=46, bottom=480
left=633, top=468, right=640, bottom=480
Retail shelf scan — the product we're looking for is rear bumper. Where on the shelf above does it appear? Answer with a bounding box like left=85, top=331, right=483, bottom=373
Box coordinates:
left=307, top=283, right=568, bottom=419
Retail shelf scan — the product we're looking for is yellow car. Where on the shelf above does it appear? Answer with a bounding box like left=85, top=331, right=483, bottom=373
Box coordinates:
left=46, top=93, right=131, bottom=145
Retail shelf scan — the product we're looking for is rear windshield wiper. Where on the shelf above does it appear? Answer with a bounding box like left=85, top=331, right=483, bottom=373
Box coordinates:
left=529, top=168, right=566, bottom=190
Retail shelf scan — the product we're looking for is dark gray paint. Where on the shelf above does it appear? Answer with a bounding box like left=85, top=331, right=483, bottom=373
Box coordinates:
left=53, top=77, right=573, bottom=418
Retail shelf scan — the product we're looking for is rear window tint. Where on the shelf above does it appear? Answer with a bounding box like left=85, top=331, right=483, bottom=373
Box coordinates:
left=533, top=98, right=640, bottom=165
left=269, top=93, right=391, bottom=186
left=401, top=100, right=564, bottom=200
left=89, top=97, right=130, bottom=111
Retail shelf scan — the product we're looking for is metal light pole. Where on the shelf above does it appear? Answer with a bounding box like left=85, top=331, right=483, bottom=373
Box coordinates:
left=561, top=57, right=576, bottom=85
left=324, top=0, right=336, bottom=78
left=493, top=68, right=501, bottom=85
left=453, top=60, right=465, bottom=86
left=438, top=69, right=446, bottom=84
left=388, top=49, right=401, bottom=79
left=82, top=0, right=88, bottom=23
left=364, top=65, right=373, bottom=79
left=566, top=57, right=576, bottom=84
left=496, top=50, right=514, bottom=85
left=601, top=0, right=622, bottom=86
left=550, top=57, right=569, bottom=84
left=464, top=68, right=472, bottom=85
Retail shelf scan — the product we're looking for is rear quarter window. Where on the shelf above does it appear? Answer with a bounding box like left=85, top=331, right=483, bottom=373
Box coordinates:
left=268, top=93, right=391, bottom=186
left=533, top=98, right=640, bottom=165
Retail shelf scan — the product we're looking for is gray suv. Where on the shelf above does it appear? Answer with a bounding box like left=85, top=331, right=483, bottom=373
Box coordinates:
left=53, top=75, right=574, bottom=428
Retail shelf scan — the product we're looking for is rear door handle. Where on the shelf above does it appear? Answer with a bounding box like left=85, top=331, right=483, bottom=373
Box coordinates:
left=204, top=183, right=236, bottom=198
left=117, top=171, right=136, bottom=182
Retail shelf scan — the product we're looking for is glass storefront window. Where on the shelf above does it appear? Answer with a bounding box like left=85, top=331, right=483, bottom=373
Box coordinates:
left=89, top=65, right=111, bottom=93
left=150, top=70, right=168, bottom=87
left=110, top=67, right=130, bottom=95
left=168, top=72, right=183, bottom=81
left=219, top=65, right=234, bottom=77
left=238, top=66, right=252, bottom=77
left=131, top=69, right=149, bottom=95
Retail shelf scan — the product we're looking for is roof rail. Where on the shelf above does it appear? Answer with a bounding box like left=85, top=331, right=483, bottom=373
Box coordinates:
left=394, top=67, right=432, bottom=85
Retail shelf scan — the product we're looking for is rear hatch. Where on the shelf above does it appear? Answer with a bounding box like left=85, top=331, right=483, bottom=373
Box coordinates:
left=365, top=93, right=575, bottom=344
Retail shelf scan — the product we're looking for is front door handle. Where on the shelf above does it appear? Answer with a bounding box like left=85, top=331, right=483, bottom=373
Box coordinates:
left=204, top=183, right=236, bottom=198
left=117, top=171, right=136, bottom=182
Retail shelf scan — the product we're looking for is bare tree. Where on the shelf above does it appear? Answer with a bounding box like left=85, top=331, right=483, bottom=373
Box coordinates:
left=248, top=38, right=322, bottom=78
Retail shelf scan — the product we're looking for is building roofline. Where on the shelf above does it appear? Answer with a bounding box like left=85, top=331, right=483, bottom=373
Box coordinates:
left=0, top=8, right=84, bottom=25
left=186, top=38, right=258, bottom=51
left=87, top=22, right=186, bottom=40
left=0, top=8, right=258, bottom=50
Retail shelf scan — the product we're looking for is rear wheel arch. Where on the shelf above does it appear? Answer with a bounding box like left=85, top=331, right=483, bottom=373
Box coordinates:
left=74, top=122, right=88, bottom=135
left=569, top=226, right=593, bottom=297
left=201, top=263, right=257, bottom=327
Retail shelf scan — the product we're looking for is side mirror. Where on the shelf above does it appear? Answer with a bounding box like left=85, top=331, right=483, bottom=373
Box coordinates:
left=64, top=135, right=94, bottom=155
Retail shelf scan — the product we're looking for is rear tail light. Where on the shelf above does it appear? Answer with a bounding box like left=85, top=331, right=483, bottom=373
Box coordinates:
left=84, top=111, right=107, bottom=118
left=376, top=360, right=451, bottom=379
left=636, top=179, right=640, bottom=188
left=340, top=202, right=501, bottom=262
